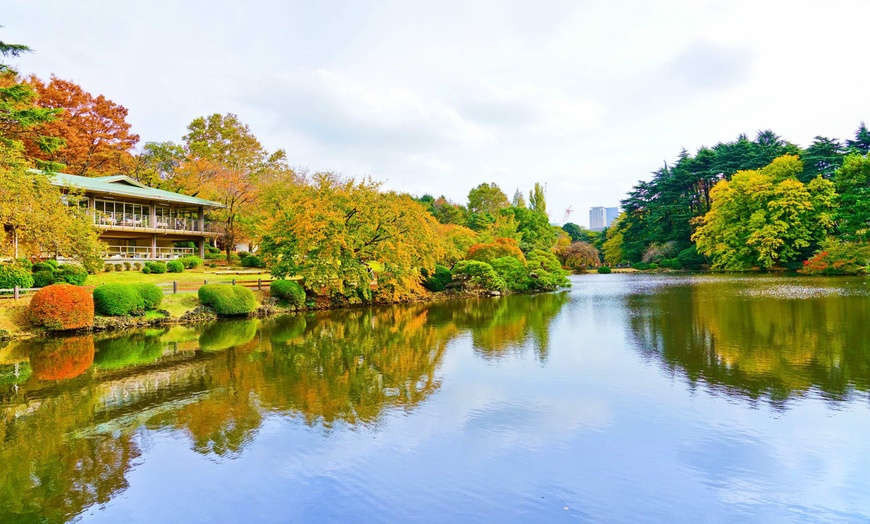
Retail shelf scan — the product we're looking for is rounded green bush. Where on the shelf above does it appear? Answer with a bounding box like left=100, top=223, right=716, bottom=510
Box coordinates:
left=57, top=265, right=88, bottom=286
left=452, top=260, right=506, bottom=291
left=179, top=256, right=203, bottom=269
left=632, top=262, right=650, bottom=271
left=133, top=283, right=163, bottom=310
left=93, top=284, right=145, bottom=316
left=104, top=263, right=114, bottom=272
left=241, top=255, right=265, bottom=268
left=145, top=261, right=167, bottom=274
left=198, top=284, right=257, bottom=315
left=31, top=262, right=54, bottom=273
left=33, top=270, right=56, bottom=288
left=422, top=265, right=453, bottom=292
left=142, top=267, right=151, bottom=274
left=0, top=264, right=34, bottom=290
left=166, top=260, right=184, bottom=273
left=647, top=263, right=659, bottom=270
left=597, top=266, right=612, bottom=274
left=270, top=279, right=306, bottom=307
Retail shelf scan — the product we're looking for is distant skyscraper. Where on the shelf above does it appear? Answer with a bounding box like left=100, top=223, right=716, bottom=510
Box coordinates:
left=590, top=206, right=620, bottom=231
left=605, top=207, right=619, bottom=227
left=589, top=207, right=605, bottom=231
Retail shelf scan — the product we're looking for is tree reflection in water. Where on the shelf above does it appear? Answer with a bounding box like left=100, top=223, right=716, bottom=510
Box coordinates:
left=627, top=278, right=870, bottom=407
left=0, top=293, right=570, bottom=521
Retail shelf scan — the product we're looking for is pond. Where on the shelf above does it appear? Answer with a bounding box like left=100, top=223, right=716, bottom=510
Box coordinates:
left=1, top=273, right=869, bottom=522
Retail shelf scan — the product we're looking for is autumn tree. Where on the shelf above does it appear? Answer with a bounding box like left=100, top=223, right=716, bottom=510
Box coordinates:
left=16, top=76, right=139, bottom=175
left=692, top=155, right=835, bottom=270
left=174, top=113, right=294, bottom=259
left=259, top=173, right=446, bottom=302
left=557, top=241, right=601, bottom=271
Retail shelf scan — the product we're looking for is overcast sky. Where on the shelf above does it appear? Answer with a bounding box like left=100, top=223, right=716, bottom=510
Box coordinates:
left=4, top=1, right=870, bottom=227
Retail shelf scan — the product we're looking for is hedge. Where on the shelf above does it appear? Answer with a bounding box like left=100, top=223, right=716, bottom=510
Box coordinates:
left=133, top=283, right=163, bottom=310
left=270, top=279, right=306, bottom=307
left=0, top=264, right=34, bottom=290
left=198, top=284, right=257, bottom=315
left=29, top=283, right=94, bottom=331
left=32, top=265, right=88, bottom=287
left=93, top=284, right=146, bottom=316
left=597, top=266, right=612, bottom=274
left=145, top=261, right=167, bottom=274
left=166, top=260, right=184, bottom=273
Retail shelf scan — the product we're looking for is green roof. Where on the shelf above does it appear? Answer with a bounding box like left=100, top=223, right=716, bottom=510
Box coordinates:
left=32, top=170, right=223, bottom=208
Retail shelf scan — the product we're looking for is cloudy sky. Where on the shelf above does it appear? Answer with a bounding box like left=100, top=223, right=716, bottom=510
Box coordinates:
left=4, top=1, right=870, bottom=227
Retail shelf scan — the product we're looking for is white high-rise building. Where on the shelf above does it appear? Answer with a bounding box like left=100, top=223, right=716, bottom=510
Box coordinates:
left=589, top=207, right=605, bottom=231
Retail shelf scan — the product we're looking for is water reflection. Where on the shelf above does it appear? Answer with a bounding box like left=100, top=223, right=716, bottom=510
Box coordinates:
left=626, top=276, right=870, bottom=406
left=0, top=293, right=568, bottom=522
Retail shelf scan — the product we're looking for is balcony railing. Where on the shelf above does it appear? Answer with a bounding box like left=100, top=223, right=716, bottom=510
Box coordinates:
left=94, top=212, right=218, bottom=234
left=103, top=246, right=195, bottom=260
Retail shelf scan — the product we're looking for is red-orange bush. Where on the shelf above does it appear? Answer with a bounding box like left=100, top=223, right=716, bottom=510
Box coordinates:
left=30, top=336, right=95, bottom=381
left=28, top=283, right=94, bottom=331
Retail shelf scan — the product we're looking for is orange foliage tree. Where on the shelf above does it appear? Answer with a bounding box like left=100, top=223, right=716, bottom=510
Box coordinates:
left=19, top=76, right=139, bottom=176
left=466, top=237, right=525, bottom=265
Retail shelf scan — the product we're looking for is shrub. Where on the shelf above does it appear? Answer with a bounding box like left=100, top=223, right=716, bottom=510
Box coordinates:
left=145, top=261, right=167, bottom=274
left=422, top=265, right=453, bottom=292
left=56, top=265, right=88, bottom=286
left=33, top=270, right=56, bottom=288
left=166, top=260, right=184, bottom=273
left=270, top=279, right=306, bottom=307
left=490, top=256, right=531, bottom=292
left=132, top=262, right=142, bottom=270
left=104, top=263, right=114, bottom=272
left=799, top=239, right=870, bottom=275
left=114, top=263, right=123, bottom=271
left=198, top=284, right=257, bottom=315
left=205, top=252, right=226, bottom=261
left=0, top=264, right=34, bottom=290
left=240, top=254, right=265, bottom=268
left=123, top=262, right=131, bottom=271
left=142, top=266, right=151, bottom=274
left=206, top=244, right=221, bottom=254
left=526, top=249, right=571, bottom=290
left=647, top=262, right=659, bottom=270
left=31, top=262, right=55, bottom=273
left=28, top=283, right=94, bottom=330
left=677, top=245, right=706, bottom=270
left=597, top=266, right=612, bottom=274
left=179, top=256, right=203, bottom=269
left=16, top=258, right=33, bottom=271
left=452, top=260, right=506, bottom=291
left=133, top=283, right=163, bottom=310
left=632, top=262, right=650, bottom=271
left=93, top=284, right=146, bottom=316
left=236, top=251, right=251, bottom=260
left=45, top=259, right=59, bottom=269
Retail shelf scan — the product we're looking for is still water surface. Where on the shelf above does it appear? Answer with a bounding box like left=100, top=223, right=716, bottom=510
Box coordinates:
left=2, top=274, right=870, bottom=522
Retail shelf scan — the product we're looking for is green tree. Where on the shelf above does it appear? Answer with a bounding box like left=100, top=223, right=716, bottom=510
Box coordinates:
left=467, top=182, right=509, bottom=215
left=846, top=122, right=870, bottom=155
left=801, top=136, right=845, bottom=182
left=833, top=153, right=870, bottom=241
left=692, top=156, right=835, bottom=270
left=529, top=182, right=547, bottom=215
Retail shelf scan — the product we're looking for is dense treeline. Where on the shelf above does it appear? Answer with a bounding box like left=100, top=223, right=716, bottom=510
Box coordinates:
left=0, top=33, right=571, bottom=300
left=608, top=126, right=870, bottom=272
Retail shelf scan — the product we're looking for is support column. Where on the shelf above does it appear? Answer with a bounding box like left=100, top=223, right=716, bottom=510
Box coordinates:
left=198, top=207, right=205, bottom=232
left=199, top=238, right=205, bottom=259
left=150, top=201, right=157, bottom=229
left=151, top=234, right=157, bottom=259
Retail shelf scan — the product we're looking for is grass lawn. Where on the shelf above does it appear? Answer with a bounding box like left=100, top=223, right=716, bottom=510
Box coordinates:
left=86, top=267, right=271, bottom=287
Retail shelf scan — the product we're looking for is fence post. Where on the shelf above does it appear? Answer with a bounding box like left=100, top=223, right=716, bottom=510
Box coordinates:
left=13, top=286, right=19, bottom=300
left=173, top=281, right=177, bottom=294
left=258, top=278, right=262, bottom=291
left=204, top=279, right=208, bottom=285
left=232, top=279, right=236, bottom=286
